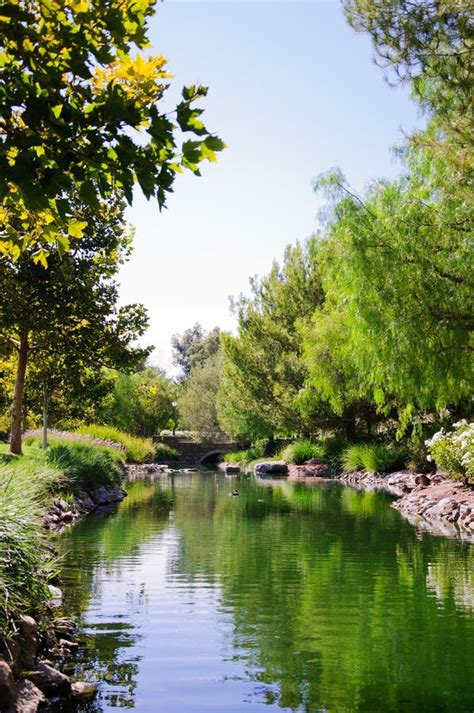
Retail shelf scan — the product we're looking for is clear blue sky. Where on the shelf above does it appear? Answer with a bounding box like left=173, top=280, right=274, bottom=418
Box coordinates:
left=119, top=1, right=423, bottom=374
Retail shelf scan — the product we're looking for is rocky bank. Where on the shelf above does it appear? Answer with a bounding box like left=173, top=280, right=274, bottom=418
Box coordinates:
left=338, top=470, right=474, bottom=542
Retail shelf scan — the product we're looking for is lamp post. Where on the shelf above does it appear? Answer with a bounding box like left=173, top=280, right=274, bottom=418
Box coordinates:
left=172, top=401, right=177, bottom=436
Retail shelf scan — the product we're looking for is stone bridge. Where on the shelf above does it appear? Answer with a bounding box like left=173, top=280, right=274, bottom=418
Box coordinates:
left=153, top=435, right=239, bottom=467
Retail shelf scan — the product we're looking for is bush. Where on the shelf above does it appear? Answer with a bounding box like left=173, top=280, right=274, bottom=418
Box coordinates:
left=341, top=443, right=407, bottom=473
left=46, top=442, right=124, bottom=490
left=279, top=439, right=324, bottom=465
left=76, top=424, right=154, bottom=463
left=154, top=442, right=180, bottom=461
left=425, top=421, right=474, bottom=484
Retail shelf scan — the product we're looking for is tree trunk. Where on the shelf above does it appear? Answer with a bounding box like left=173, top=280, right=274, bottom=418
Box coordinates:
left=42, top=378, right=48, bottom=450
left=10, top=330, right=29, bottom=455
left=342, top=406, right=357, bottom=442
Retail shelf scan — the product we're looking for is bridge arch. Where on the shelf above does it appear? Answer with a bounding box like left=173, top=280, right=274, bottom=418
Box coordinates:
left=199, top=449, right=229, bottom=466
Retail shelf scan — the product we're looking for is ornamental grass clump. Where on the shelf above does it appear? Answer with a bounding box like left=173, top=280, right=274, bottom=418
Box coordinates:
left=46, top=442, right=124, bottom=491
left=76, top=424, right=154, bottom=463
left=0, top=467, right=54, bottom=646
left=425, top=420, right=474, bottom=484
left=279, top=439, right=324, bottom=465
left=342, top=443, right=407, bottom=473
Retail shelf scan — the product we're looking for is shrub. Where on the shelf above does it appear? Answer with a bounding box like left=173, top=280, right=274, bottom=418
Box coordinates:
left=341, top=443, right=407, bottom=473
left=154, top=442, right=180, bottom=461
left=76, top=424, right=154, bottom=463
left=46, top=442, right=124, bottom=490
left=279, top=439, right=324, bottom=465
left=425, top=421, right=474, bottom=484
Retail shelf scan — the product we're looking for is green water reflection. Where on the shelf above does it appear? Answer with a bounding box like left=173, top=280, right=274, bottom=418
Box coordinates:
left=57, top=473, right=474, bottom=713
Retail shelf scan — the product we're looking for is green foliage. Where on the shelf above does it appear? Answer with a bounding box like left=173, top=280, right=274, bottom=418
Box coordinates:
left=46, top=442, right=124, bottom=490
left=99, top=367, right=177, bottom=437
left=279, top=439, right=324, bottom=465
left=425, top=421, right=474, bottom=484
left=177, top=352, right=224, bottom=440
left=343, top=0, right=473, bottom=147
left=0, top=197, right=150, bottom=454
left=76, top=424, right=154, bottom=463
left=0, top=1, right=224, bottom=259
left=217, top=239, right=324, bottom=440
left=154, top=442, right=180, bottom=461
left=171, top=324, right=221, bottom=380
left=341, top=443, right=407, bottom=473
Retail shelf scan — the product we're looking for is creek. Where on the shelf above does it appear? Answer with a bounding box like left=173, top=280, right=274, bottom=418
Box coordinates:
left=56, top=472, right=474, bottom=712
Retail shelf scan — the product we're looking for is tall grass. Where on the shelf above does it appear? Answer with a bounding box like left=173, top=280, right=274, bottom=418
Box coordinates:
left=76, top=424, right=154, bottom=463
left=0, top=462, right=55, bottom=646
left=341, top=443, right=407, bottom=474
left=46, top=442, right=124, bottom=490
left=279, top=439, right=324, bottom=465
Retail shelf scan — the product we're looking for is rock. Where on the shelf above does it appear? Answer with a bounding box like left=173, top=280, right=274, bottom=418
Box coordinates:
left=76, top=491, right=96, bottom=513
left=415, top=474, right=431, bottom=487
left=306, top=458, right=326, bottom=466
left=58, top=638, right=79, bottom=653
left=47, top=585, right=63, bottom=607
left=92, top=486, right=111, bottom=505
left=14, top=680, right=46, bottom=713
left=70, top=681, right=98, bottom=701
left=60, top=511, right=74, bottom=522
left=18, top=616, right=38, bottom=669
left=0, top=657, right=16, bottom=709
left=254, top=461, right=288, bottom=475
left=226, top=465, right=240, bottom=474
left=56, top=499, right=69, bottom=512
left=27, top=662, right=70, bottom=694
left=53, top=618, right=77, bottom=641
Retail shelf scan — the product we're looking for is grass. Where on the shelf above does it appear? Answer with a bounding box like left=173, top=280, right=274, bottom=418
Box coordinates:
left=341, top=443, right=407, bottom=474
left=46, top=442, right=124, bottom=490
left=0, top=448, right=62, bottom=647
left=278, top=439, right=324, bottom=465
left=75, top=424, right=154, bottom=463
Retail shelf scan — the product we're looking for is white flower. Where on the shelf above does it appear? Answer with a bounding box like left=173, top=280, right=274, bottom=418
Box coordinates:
left=426, top=455, right=432, bottom=462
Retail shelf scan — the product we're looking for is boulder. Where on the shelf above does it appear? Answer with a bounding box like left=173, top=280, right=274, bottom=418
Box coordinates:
left=254, top=461, right=288, bottom=475
left=14, top=680, right=45, bottom=713
left=0, top=657, right=16, bottom=709
left=70, top=681, right=98, bottom=701
left=225, top=465, right=240, bottom=474
left=27, top=662, right=70, bottom=694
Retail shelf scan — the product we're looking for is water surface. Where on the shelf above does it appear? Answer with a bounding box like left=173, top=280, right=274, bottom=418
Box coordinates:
left=57, top=472, right=474, bottom=712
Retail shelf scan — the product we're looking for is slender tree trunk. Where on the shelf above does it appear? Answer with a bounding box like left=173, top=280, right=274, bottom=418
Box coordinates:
left=10, top=330, right=29, bottom=455
left=42, top=377, right=48, bottom=450
left=342, top=406, right=357, bottom=442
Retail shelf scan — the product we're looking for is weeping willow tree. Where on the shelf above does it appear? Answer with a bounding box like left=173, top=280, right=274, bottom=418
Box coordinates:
left=305, top=139, right=473, bottom=431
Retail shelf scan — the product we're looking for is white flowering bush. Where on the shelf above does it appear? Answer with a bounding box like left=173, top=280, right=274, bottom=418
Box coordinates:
left=425, top=420, right=474, bottom=483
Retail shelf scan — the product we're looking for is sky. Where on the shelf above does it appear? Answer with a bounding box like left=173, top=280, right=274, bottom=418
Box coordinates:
left=119, top=0, right=423, bottom=375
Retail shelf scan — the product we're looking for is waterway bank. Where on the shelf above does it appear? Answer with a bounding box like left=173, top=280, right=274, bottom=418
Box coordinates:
left=338, top=470, right=474, bottom=542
